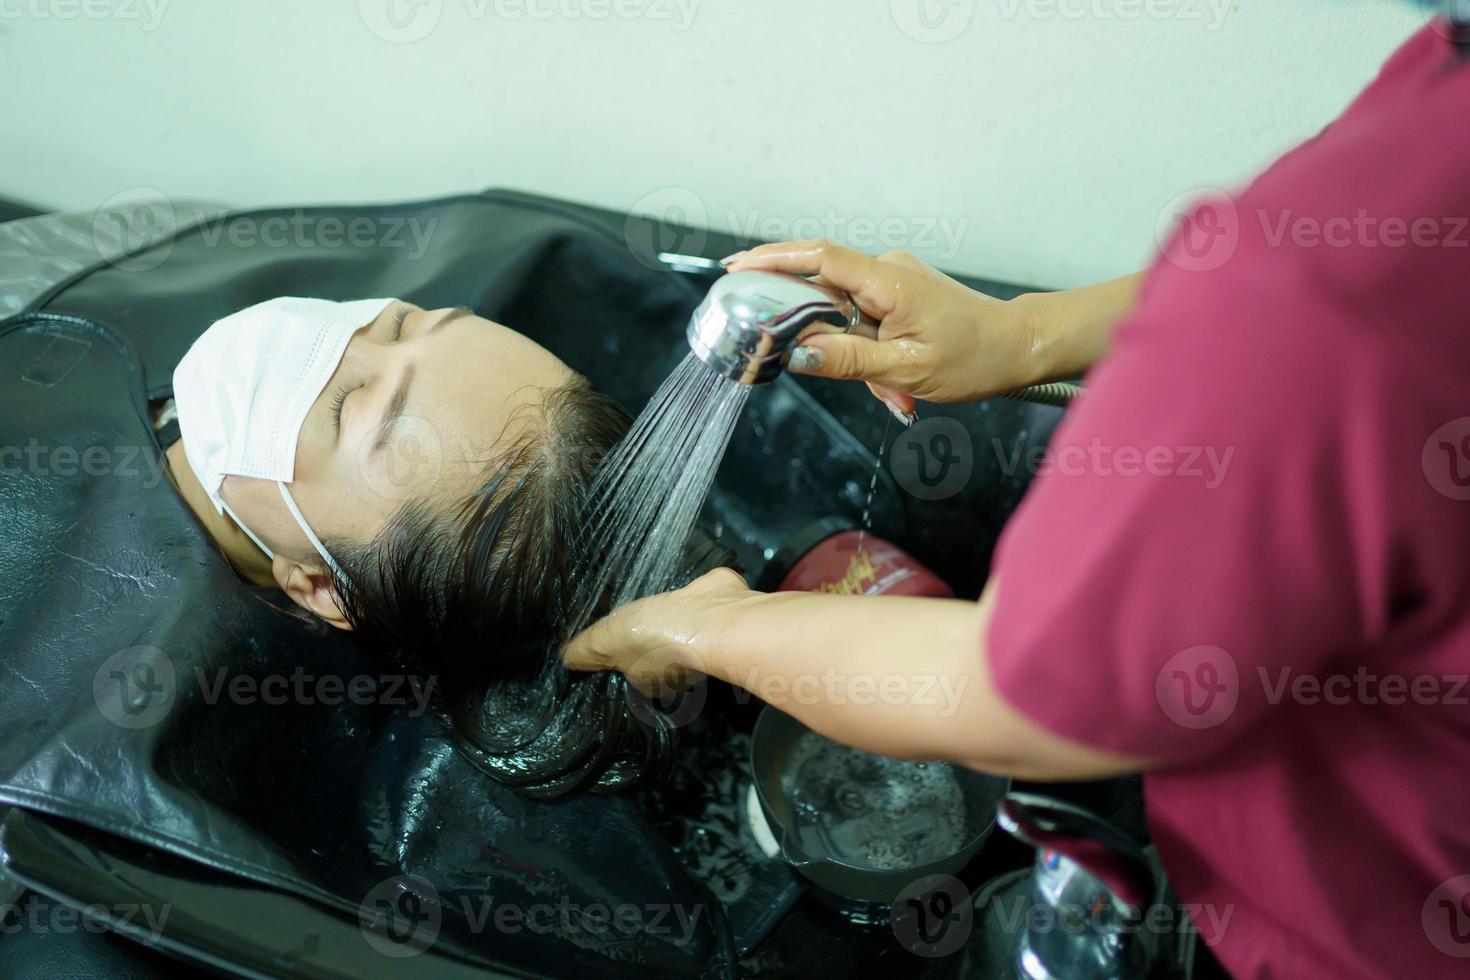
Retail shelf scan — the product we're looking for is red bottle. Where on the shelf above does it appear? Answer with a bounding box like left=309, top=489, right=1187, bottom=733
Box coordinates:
left=760, top=518, right=954, bottom=599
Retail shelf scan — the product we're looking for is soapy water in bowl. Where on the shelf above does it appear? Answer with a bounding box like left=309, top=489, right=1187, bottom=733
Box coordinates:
left=782, top=730, right=970, bottom=871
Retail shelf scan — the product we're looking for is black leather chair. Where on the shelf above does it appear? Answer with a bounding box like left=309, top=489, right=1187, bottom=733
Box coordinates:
left=0, top=189, right=1077, bottom=977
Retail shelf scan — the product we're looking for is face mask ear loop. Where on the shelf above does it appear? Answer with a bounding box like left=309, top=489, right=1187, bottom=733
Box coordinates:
left=277, top=482, right=351, bottom=587
left=218, top=497, right=277, bottom=560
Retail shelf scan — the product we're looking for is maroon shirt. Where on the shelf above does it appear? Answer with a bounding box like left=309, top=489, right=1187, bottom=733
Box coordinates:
left=988, top=25, right=1470, bottom=980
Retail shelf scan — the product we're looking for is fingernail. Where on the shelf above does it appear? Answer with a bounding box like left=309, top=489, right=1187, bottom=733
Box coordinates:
left=787, top=346, right=824, bottom=373
left=881, top=396, right=917, bottom=427
left=719, top=250, right=748, bottom=266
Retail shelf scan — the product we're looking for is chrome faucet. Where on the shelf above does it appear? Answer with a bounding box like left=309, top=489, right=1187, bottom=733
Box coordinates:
left=686, top=270, right=876, bottom=385
left=997, top=793, right=1160, bottom=980
left=686, top=270, right=1082, bottom=407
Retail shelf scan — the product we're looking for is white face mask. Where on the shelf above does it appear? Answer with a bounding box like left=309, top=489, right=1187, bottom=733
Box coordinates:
left=173, top=296, right=396, bottom=582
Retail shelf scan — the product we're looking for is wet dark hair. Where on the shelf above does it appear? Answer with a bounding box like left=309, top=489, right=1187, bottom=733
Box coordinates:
left=326, top=375, right=678, bottom=798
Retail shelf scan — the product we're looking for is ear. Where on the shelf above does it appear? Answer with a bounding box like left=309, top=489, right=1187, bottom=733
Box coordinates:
left=274, top=557, right=354, bottom=631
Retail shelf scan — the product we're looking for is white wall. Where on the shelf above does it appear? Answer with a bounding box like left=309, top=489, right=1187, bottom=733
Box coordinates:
left=0, top=1, right=1427, bottom=288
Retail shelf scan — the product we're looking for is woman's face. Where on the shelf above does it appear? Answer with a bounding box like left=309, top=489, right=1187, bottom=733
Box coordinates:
left=215, top=300, right=575, bottom=576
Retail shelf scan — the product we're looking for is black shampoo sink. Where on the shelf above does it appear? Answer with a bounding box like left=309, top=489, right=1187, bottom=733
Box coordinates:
left=0, top=189, right=1132, bottom=979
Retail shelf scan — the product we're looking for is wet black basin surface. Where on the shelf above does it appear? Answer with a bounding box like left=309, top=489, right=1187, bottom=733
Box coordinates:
left=0, top=189, right=1147, bottom=978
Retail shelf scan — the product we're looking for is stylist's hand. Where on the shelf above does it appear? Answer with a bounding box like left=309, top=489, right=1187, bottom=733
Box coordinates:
left=724, top=239, right=1038, bottom=415
left=562, top=568, right=753, bottom=694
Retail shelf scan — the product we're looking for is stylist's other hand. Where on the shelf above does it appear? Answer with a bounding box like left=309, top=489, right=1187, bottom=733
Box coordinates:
left=724, top=240, right=1037, bottom=414
left=562, top=567, right=752, bottom=695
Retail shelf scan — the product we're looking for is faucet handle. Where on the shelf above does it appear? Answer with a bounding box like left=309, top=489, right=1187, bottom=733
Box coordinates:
left=687, top=270, right=875, bottom=385
left=998, top=793, right=1158, bottom=980
left=998, top=792, right=1155, bottom=918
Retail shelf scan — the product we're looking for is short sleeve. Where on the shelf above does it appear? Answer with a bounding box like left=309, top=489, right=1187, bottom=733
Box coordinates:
left=985, top=240, right=1427, bottom=765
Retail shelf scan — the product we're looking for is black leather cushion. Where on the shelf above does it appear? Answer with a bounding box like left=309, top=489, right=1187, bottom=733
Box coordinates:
left=0, top=197, right=43, bottom=224
left=0, top=890, right=197, bottom=980
left=0, top=197, right=745, bottom=977
left=0, top=189, right=1066, bottom=976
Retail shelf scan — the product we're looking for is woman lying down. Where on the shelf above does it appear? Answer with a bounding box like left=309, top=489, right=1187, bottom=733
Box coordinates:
left=168, top=296, right=705, bottom=798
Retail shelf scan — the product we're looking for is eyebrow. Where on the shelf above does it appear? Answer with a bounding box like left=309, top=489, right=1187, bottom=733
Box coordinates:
left=372, top=364, right=415, bottom=456
left=431, top=306, right=475, bottom=332
left=369, top=307, right=473, bottom=455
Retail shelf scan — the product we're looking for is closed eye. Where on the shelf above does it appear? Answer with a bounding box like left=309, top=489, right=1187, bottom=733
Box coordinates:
left=329, top=383, right=359, bottom=433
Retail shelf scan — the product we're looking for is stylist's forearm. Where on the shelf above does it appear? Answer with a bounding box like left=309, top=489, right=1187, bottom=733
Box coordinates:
left=1011, top=272, right=1145, bottom=384
left=691, top=585, right=1142, bottom=780
left=700, top=592, right=973, bottom=760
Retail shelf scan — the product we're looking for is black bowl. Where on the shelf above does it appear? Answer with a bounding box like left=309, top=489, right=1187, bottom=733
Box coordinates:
left=749, top=706, right=1010, bottom=904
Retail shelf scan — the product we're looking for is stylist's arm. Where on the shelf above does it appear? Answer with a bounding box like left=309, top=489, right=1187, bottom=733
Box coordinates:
left=562, top=566, right=1147, bottom=780
left=563, top=239, right=1148, bottom=781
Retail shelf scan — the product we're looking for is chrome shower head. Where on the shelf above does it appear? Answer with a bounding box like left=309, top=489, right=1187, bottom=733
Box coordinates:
left=686, top=270, right=877, bottom=385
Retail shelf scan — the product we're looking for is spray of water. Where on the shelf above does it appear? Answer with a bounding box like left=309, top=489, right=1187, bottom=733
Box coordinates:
left=567, top=353, right=751, bottom=635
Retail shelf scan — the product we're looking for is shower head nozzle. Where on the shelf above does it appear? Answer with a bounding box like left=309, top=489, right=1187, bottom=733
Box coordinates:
left=686, top=270, right=877, bottom=385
